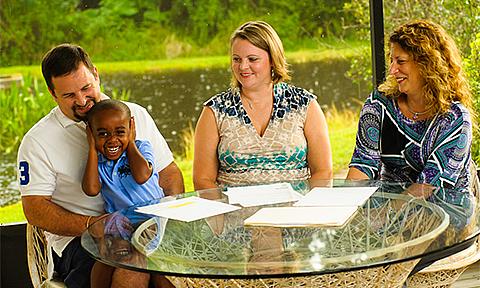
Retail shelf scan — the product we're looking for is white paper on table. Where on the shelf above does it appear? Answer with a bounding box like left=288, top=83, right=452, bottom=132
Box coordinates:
left=243, top=206, right=359, bottom=227
left=293, top=186, right=379, bottom=207
left=135, top=196, right=240, bottom=222
left=224, top=182, right=303, bottom=207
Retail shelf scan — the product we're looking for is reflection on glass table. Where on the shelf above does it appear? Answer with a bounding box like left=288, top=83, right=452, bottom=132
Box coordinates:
left=81, top=180, right=479, bottom=288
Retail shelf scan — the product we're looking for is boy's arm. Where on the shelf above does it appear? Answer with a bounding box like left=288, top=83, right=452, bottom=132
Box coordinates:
left=127, top=142, right=153, bottom=184
left=82, top=124, right=102, bottom=196
left=127, top=117, right=153, bottom=184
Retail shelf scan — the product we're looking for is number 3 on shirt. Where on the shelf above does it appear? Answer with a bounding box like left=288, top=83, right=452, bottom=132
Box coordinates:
left=19, top=161, right=30, bottom=185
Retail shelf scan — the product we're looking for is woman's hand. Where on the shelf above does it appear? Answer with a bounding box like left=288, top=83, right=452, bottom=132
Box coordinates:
left=405, top=183, right=435, bottom=198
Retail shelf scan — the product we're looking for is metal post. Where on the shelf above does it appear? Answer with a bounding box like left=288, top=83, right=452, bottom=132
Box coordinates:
left=369, top=0, right=385, bottom=88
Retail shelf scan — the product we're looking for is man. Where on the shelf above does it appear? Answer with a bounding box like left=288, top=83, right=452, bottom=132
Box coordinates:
left=17, top=44, right=183, bottom=288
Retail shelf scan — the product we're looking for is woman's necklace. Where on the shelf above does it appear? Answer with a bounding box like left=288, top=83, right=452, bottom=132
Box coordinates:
left=243, top=97, right=254, bottom=110
left=405, top=102, right=429, bottom=120
left=241, top=88, right=274, bottom=111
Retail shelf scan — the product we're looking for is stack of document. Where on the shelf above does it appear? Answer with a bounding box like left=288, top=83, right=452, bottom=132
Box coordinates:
left=243, top=206, right=359, bottom=227
left=293, top=187, right=379, bottom=207
left=224, top=182, right=303, bottom=207
left=244, top=186, right=378, bottom=227
left=135, top=196, right=240, bottom=222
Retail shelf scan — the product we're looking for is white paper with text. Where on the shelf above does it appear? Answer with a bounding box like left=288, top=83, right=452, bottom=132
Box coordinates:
left=224, top=182, right=303, bottom=207
left=294, top=186, right=378, bottom=207
left=135, top=196, right=240, bottom=222
left=244, top=206, right=359, bottom=227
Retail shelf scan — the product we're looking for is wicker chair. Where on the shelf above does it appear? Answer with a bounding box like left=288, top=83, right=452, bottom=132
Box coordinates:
left=26, top=224, right=65, bottom=288
left=405, top=242, right=480, bottom=287
left=405, top=161, right=480, bottom=287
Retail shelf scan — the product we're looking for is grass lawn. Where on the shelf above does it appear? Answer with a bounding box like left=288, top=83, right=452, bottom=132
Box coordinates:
left=0, top=41, right=367, bottom=77
left=0, top=202, right=25, bottom=223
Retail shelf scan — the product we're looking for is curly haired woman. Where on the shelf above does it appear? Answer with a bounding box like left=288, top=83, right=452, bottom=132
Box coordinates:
left=347, top=19, right=476, bottom=202
left=347, top=20, right=480, bottom=277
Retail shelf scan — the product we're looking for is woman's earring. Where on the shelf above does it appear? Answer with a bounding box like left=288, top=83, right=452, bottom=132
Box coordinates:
left=271, top=68, right=275, bottom=78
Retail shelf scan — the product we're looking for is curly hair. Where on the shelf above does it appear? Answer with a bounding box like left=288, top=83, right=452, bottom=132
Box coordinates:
left=87, top=99, right=131, bottom=127
left=229, top=21, right=291, bottom=89
left=379, top=20, right=474, bottom=120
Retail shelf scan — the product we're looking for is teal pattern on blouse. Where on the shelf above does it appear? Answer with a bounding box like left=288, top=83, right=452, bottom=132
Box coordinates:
left=205, top=82, right=315, bottom=186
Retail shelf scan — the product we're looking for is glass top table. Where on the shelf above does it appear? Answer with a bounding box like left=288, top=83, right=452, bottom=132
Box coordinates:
left=81, top=180, right=479, bottom=288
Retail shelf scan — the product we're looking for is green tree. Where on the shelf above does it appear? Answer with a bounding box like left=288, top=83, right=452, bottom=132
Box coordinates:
left=343, top=0, right=480, bottom=52
left=466, top=33, right=480, bottom=162
left=0, top=0, right=79, bottom=66
left=0, top=0, right=367, bottom=65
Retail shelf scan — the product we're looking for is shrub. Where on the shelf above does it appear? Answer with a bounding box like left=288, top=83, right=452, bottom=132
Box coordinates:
left=466, top=33, right=480, bottom=162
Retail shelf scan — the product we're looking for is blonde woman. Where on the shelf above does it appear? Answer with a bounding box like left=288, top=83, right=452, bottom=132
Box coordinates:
left=194, top=21, right=332, bottom=190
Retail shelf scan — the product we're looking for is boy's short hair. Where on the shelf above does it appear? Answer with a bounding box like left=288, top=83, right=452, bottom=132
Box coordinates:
left=87, top=99, right=131, bottom=125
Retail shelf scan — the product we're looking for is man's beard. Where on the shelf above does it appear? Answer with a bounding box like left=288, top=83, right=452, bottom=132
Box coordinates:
left=74, top=99, right=98, bottom=122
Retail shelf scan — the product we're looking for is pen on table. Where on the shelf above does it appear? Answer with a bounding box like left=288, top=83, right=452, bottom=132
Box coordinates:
left=168, top=201, right=194, bottom=209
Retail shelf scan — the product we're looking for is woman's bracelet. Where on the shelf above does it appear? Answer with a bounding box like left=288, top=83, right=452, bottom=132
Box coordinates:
left=86, top=215, right=94, bottom=229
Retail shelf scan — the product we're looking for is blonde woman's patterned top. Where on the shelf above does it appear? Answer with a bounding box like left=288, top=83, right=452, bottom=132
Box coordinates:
left=204, top=82, right=316, bottom=186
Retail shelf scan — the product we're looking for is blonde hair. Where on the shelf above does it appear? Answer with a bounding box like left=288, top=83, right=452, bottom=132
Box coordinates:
left=379, top=20, right=474, bottom=120
left=229, top=21, right=291, bottom=89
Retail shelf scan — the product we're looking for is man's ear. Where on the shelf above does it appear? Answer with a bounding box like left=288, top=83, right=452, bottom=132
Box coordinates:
left=48, top=87, right=57, bottom=99
left=93, top=66, right=100, bottom=81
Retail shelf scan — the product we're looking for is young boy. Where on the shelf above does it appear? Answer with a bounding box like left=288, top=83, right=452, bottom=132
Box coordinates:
left=83, top=99, right=164, bottom=210
left=82, top=99, right=170, bottom=288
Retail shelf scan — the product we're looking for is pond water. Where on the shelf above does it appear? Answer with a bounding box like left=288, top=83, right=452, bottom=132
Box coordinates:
left=1, top=59, right=370, bottom=206
left=102, top=59, right=370, bottom=151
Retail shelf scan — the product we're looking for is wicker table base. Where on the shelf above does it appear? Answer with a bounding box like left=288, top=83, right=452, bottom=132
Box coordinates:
left=167, top=259, right=419, bottom=288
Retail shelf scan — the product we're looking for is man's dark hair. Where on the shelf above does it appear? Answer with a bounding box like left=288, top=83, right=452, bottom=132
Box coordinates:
left=41, top=43, right=95, bottom=94
left=87, top=99, right=131, bottom=125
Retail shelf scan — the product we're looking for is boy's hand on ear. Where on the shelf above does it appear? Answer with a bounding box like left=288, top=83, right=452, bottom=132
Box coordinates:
left=86, top=124, right=95, bottom=149
left=129, top=116, right=137, bottom=145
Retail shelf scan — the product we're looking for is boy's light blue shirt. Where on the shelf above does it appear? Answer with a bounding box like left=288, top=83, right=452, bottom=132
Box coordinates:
left=98, top=139, right=164, bottom=213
